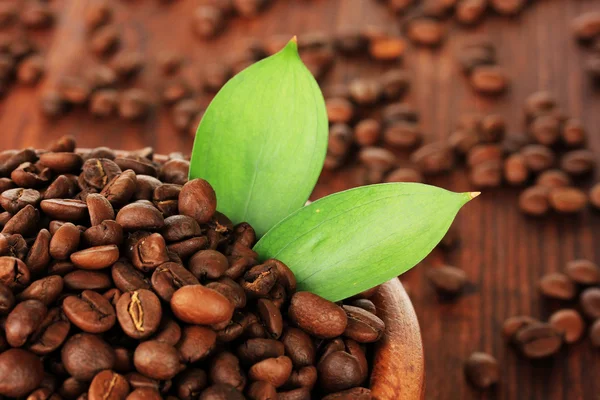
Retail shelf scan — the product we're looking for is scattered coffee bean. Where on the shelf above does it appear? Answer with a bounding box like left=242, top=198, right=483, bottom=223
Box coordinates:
left=565, top=259, right=600, bottom=285
left=538, top=272, right=576, bottom=300
left=464, top=352, right=499, bottom=389
left=513, top=323, right=563, bottom=358
left=502, top=315, right=538, bottom=340
left=427, top=265, right=468, bottom=297
left=580, top=288, right=600, bottom=319
left=548, top=309, right=584, bottom=344
left=548, top=187, right=588, bottom=213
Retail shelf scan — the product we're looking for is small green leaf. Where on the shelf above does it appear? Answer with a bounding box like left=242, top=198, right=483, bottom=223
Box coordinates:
left=189, top=38, right=328, bottom=237
left=254, top=183, right=478, bottom=301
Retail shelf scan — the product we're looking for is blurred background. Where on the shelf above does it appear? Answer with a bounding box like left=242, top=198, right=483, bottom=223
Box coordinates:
left=1, top=0, right=599, bottom=399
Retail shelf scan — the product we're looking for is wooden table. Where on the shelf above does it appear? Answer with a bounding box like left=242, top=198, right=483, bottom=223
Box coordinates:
left=2, top=1, right=600, bottom=399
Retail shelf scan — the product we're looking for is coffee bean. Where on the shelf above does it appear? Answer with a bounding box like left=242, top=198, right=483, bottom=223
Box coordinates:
left=115, top=289, right=162, bottom=340
left=529, top=114, right=560, bottom=146
left=288, top=292, right=347, bottom=338
left=342, top=305, right=384, bottom=343
left=318, top=351, right=362, bottom=393
left=469, top=160, right=502, bottom=188
left=0, top=282, right=14, bottom=314
left=535, top=169, right=571, bottom=189
left=89, top=370, right=130, bottom=400
left=175, top=325, right=215, bottom=364
left=62, top=333, right=115, bottom=381
left=561, top=118, right=586, bottom=147
left=470, top=66, right=509, bottom=95
left=153, top=183, right=181, bottom=217
left=130, top=233, right=169, bottom=271
left=153, top=317, right=182, bottom=346
left=348, top=78, right=382, bottom=105
left=0, top=349, right=44, bottom=397
left=565, top=259, right=600, bottom=285
left=28, top=307, right=70, bottom=355
left=504, top=154, right=528, bottom=185
left=353, top=119, right=381, bottom=147
left=538, top=272, right=576, bottom=300
left=111, top=261, right=150, bottom=293
left=456, top=0, right=487, bottom=25
left=100, top=169, right=138, bottom=205
left=524, top=91, right=556, bottom=121
left=83, top=220, right=124, bottom=247
left=18, top=275, right=63, bottom=306
left=134, top=340, right=183, bottom=380
left=480, top=114, right=505, bottom=143
left=384, top=167, right=424, bottom=183
left=286, top=364, right=319, bottom=389
left=86, top=193, right=115, bottom=226
left=249, top=355, right=293, bottom=388
left=548, top=309, right=584, bottom=344
left=513, top=323, right=562, bottom=358
left=257, top=298, right=283, bottom=339
left=5, top=299, right=47, bottom=347
left=90, top=89, right=119, bottom=117
left=11, top=162, right=51, bottom=188
left=71, top=244, right=120, bottom=270
left=64, top=270, right=112, bottom=291
left=427, top=265, right=468, bottom=296
left=572, top=11, right=600, bottom=41
left=411, top=142, right=455, bottom=175
left=560, top=150, right=596, bottom=176
left=41, top=199, right=89, bottom=221
left=368, top=34, right=406, bottom=61
left=518, top=186, right=550, bottom=216
left=171, top=284, right=233, bottom=325
left=127, top=387, right=162, bottom=400
left=548, top=187, right=588, bottom=213
left=49, top=222, right=80, bottom=260
left=380, top=69, right=410, bottom=100
left=405, top=17, right=445, bottom=47
left=2, top=204, right=39, bottom=236
left=199, top=384, right=245, bottom=400
left=189, top=249, right=228, bottom=281
left=580, top=288, right=600, bottom=319
left=464, top=352, right=499, bottom=389
left=0, top=256, right=30, bottom=289
left=502, top=315, right=538, bottom=340
left=383, top=120, right=422, bottom=149
left=521, top=144, right=555, bottom=172
left=178, top=179, right=217, bottom=224
left=151, top=262, right=199, bottom=301
left=247, top=380, right=277, bottom=400
left=119, top=89, right=151, bottom=120
left=63, top=290, right=116, bottom=333
left=116, top=202, right=164, bottom=231
left=325, top=98, right=354, bottom=124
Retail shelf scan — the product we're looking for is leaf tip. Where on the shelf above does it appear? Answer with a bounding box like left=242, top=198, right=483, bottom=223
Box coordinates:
left=291, top=35, right=298, bottom=44
left=469, top=191, right=481, bottom=200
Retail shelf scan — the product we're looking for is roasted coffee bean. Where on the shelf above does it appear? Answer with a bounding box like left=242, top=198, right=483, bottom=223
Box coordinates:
left=207, top=278, right=247, bottom=309
left=2, top=204, right=39, bottom=236
left=536, top=169, right=571, bottom=189
left=470, top=66, right=508, bottom=95
left=18, top=275, right=63, bottom=305
left=288, top=292, right=347, bottom=338
left=518, top=186, right=550, bottom=216
left=504, top=154, right=529, bottom=185
left=0, top=148, right=37, bottom=177
left=237, top=338, right=285, bottom=365
left=111, top=52, right=144, bottom=79
left=503, top=316, right=539, bottom=341
left=354, top=119, right=381, bottom=147
left=513, top=323, right=562, bottom=358
left=326, top=98, right=354, bottom=124
left=247, top=380, right=277, bottom=400
left=153, top=183, right=181, bottom=217
left=0, top=188, right=40, bottom=213
left=171, top=284, right=233, bottom=325
left=382, top=102, right=418, bottom=123
left=114, top=158, right=155, bottom=178
left=168, top=236, right=209, bottom=259
left=126, top=387, right=162, bottom=400
left=248, top=355, right=292, bottom=388
left=112, top=261, right=150, bottom=292
left=63, top=290, right=116, bottom=333
left=318, top=351, right=362, bottom=393
left=41, top=199, right=89, bottom=221
left=520, top=146, right=555, bottom=175
left=257, top=298, right=283, bottom=339
left=160, top=159, right=190, bottom=186
left=548, top=309, right=584, bottom=344
left=469, top=161, right=502, bottom=188
left=119, top=89, right=151, bottom=120
left=153, top=317, right=182, bottom=346
left=115, top=289, right=162, bottom=340
left=241, top=263, right=279, bottom=297
left=538, top=272, right=576, bottom=300
left=0, top=349, right=44, bottom=397
left=467, top=144, right=502, bottom=168
left=100, top=170, right=137, bottom=206
left=0, top=282, right=15, bottom=314
left=0, top=256, right=30, bottom=289
left=62, top=333, right=115, bottom=381
left=162, top=215, right=201, bottom=243
left=5, top=299, right=47, bottom=347
left=328, top=124, right=353, bottom=159
left=198, top=384, right=244, bottom=400
left=71, top=245, right=120, bottom=270
left=479, top=114, right=505, bottom=143
left=280, top=328, right=315, bottom=368
left=88, top=370, right=130, bottom=400
left=48, top=260, right=75, bottom=276
left=134, top=175, right=162, bottom=201
left=83, top=220, right=124, bottom=247
left=350, top=299, right=376, bottom=315
left=384, top=167, right=424, bottom=184
left=116, top=202, right=164, bottom=231
left=565, top=259, right=600, bottom=285
left=44, top=174, right=78, bottom=199
left=560, top=150, right=596, bottom=176
left=548, top=187, right=587, bottom=213
left=380, top=69, right=410, bottom=100
left=190, top=250, right=229, bottom=280
left=59, top=376, right=88, bottom=399
left=134, top=340, right=183, bottom=380
left=427, top=265, right=468, bottom=296
left=348, top=78, right=382, bottom=105
left=286, top=364, right=319, bottom=390
left=580, top=288, right=600, bottom=319
left=383, top=121, right=422, bottom=148
left=63, top=270, right=112, bottom=291
left=368, top=34, right=406, bottom=61
left=11, top=162, right=51, bottom=188
left=49, top=222, right=80, bottom=260
left=130, top=233, right=169, bottom=271
left=90, top=89, right=119, bottom=117
left=342, top=305, right=384, bottom=343
left=464, top=352, right=499, bottom=389
left=411, top=142, right=455, bottom=175
left=39, top=152, right=83, bottom=174
left=456, top=0, right=487, bottom=25
left=175, top=368, right=207, bottom=400
left=405, top=17, right=445, bottom=47
left=561, top=118, right=586, bottom=147
left=5, top=234, right=28, bottom=260
left=87, top=193, right=115, bottom=226
left=151, top=262, right=199, bottom=301
left=529, top=115, right=560, bottom=146
left=177, top=325, right=216, bottom=363
left=178, top=179, right=216, bottom=224
left=28, top=307, right=70, bottom=355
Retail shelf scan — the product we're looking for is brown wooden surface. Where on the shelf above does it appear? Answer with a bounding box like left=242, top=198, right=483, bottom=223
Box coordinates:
left=2, top=1, right=600, bottom=399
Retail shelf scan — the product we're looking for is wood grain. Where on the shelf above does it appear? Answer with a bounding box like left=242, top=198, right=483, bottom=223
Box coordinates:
left=1, top=1, right=600, bottom=399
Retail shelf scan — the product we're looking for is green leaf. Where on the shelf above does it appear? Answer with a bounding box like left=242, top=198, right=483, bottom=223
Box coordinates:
left=189, top=38, right=328, bottom=237
left=254, top=183, right=478, bottom=301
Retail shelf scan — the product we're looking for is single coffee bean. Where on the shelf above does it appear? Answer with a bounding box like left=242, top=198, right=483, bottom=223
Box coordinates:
left=175, top=368, right=208, bottom=400
left=513, top=323, right=562, bottom=358
left=518, top=186, right=550, bottom=216
left=198, top=384, right=245, bottom=400
left=237, top=338, right=285, bottom=365
left=561, top=118, right=586, bottom=147
left=470, top=66, right=508, bottom=95
left=0, top=256, right=31, bottom=289
left=383, top=120, right=422, bottom=149
left=348, top=78, right=382, bottom=105
left=40, top=199, right=89, bottom=221
left=529, top=115, right=560, bottom=146
left=410, top=142, right=455, bottom=175
left=580, top=288, right=600, bottom=319
left=4, top=234, right=28, bottom=260
left=288, top=292, right=347, bottom=339
left=350, top=299, right=377, bottom=315
left=502, top=315, right=538, bottom=340
left=61, top=333, right=116, bottom=381
left=548, top=187, right=588, bottom=213
left=18, top=275, right=63, bottom=305
left=504, top=154, right=528, bottom=185
left=464, top=352, right=499, bottom=389
left=153, top=316, right=182, bottom=346
left=88, top=370, right=130, bottom=400
left=111, top=261, right=151, bottom=292
left=326, top=97, right=354, bottom=124
left=0, top=282, right=15, bottom=314
left=162, top=215, right=201, bottom=243
left=151, top=262, right=199, bottom=301
left=342, top=305, right=384, bottom=343
left=241, top=263, right=279, bottom=297
left=0, top=188, right=40, bottom=213
left=455, top=0, right=487, bottom=25
left=469, top=160, right=502, bottom=188
left=63, top=270, right=112, bottom=291
left=71, top=245, right=120, bottom=270
left=565, top=259, right=600, bottom=285
left=368, top=35, right=406, bottom=61
left=405, top=17, right=445, bottom=47
left=116, top=289, right=162, bottom=340
left=521, top=144, right=555, bottom=172
left=548, top=309, right=584, bottom=344
left=189, top=250, right=229, bottom=281
left=2, top=204, right=39, bottom=236
left=0, top=349, right=44, bottom=397
left=257, top=298, right=283, bottom=339
left=153, top=183, right=181, bottom=217
left=328, top=124, right=353, bottom=158
left=538, top=272, right=576, bottom=300
left=247, top=380, right=277, bottom=400
left=111, top=52, right=144, bottom=80
left=83, top=220, right=124, bottom=247
left=536, top=169, right=571, bottom=189
left=39, top=152, right=83, bottom=174
left=248, top=355, right=293, bottom=388
left=384, top=167, right=424, bottom=183
left=114, top=159, right=156, bottom=178
left=560, top=150, right=596, bottom=176
left=48, top=260, right=75, bottom=276
left=126, top=388, right=162, bottom=400
left=207, top=278, right=247, bottom=309
left=178, top=179, right=217, bottom=224
left=101, top=170, right=139, bottom=206
left=427, top=265, right=468, bottom=296
left=27, top=307, right=70, bottom=355
left=5, top=299, right=47, bottom=347
left=49, top=222, right=80, bottom=260
left=134, top=175, right=162, bottom=201
left=467, top=144, right=502, bottom=168
left=318, top=351, right=363, bottom=393
left=87, top=193, right=115, bottom=225
left=116, top=202, right=164, bottom=231
left=286, top=364, right=319, bottom=390
left=171, top=284, right=233, bottom=325
left=134, top=340, right=183, bottom=380
left=354, top=119, right=381, bottom=147
left=177, top=325, right=217, bottom=363
left=159, top=159, right=190, bottom=186
left=63, top=290, right=116, bottom=333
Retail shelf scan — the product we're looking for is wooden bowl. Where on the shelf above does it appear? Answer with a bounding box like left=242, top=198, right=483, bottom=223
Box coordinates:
left=370, top=278, right=425, bottom=400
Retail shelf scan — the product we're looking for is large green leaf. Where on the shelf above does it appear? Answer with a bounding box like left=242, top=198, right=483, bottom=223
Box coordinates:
left=189, top=38, right=328, bottom=237
left=254, top=183, right=478, bottom=301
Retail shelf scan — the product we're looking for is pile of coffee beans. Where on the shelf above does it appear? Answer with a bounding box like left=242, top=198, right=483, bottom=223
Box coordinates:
left=0, top=136, right=386, bottom=399
left=572, top=11, right=600, bottom=83
left=456, top=38, right=509, bottom=96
